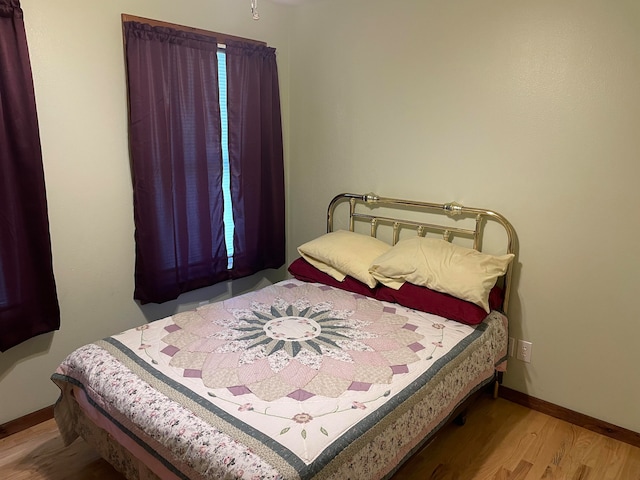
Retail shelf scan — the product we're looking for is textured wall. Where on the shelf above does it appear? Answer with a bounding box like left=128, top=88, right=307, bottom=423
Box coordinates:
left=287, top=0, right=640, bottom=432
left=3, top=0, right=639, bottom=436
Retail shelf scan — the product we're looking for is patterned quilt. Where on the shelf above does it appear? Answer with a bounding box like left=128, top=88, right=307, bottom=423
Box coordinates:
left=52, top=280, right=508, bottom=480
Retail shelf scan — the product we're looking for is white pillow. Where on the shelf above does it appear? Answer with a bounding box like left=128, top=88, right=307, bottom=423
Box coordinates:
left=369, top=237, right=514, bottom=312
left=297, top=230, right=391, bottom=288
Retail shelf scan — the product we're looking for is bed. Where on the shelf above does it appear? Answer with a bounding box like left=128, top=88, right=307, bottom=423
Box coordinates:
left=52, top=192, right=516, bottom=480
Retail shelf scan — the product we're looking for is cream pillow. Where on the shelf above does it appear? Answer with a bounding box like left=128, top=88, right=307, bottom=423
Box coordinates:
left=369, top=237, right=514, bottom=312
left=297, top=230, right=391, bottom=288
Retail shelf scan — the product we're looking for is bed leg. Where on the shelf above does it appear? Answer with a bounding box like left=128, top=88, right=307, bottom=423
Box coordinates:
left=492, top=371, right=503, bottom=399
left=453, top=410, right=467, bottom=426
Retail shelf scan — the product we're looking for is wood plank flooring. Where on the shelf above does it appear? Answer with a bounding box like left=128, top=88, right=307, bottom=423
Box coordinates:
left=1, top=395, right=639, bottom=479
left=394, top=396, right=640, bottom=480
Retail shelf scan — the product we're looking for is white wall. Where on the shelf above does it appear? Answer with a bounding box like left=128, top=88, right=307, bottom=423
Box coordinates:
left=287, top=0, right=640, bottom=432
left=0, top=0, right=291, bottom=424
left=3, top=0, right=639, bottom=437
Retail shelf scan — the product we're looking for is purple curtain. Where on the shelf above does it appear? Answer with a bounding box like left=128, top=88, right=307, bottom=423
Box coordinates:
left=226, top=41, right=285, bottom=278
left=125, top=22, right=285, bottom=304
left=0, top=0, right=60, bottom=351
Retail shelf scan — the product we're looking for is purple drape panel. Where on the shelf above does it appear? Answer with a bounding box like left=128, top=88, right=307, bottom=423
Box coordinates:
left=0, top=0, right=60, bottom=351
left=226, top=42, right=285, bottom=277
left=125, top=22, right=227, bottom=304
left=126, top=23, right=285, bottom=304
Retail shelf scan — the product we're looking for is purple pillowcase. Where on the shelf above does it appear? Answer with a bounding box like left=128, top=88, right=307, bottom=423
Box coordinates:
left=288, top=257, right=503, bottom=325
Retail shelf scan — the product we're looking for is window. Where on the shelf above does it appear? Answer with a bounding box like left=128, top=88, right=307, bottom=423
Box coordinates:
left=217, top=48, right=235, bottom=270
left=123, top=17, right=285, bottom=304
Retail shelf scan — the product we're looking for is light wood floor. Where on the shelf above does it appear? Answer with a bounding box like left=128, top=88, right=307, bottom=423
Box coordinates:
left=1, top=396, right=639, bottom=480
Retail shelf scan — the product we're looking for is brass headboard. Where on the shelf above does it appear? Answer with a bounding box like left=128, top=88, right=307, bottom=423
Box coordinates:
left=326, top=193, right=516, bottom=314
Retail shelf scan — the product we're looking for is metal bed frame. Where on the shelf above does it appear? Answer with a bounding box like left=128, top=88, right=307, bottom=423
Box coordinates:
left=327, top=192, right=516, bottom=315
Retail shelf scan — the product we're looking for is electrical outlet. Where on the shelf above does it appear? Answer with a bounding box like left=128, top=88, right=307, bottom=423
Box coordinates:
left=516, top=340, right=533, bottom=363
left=508, top=337, right=515, bottom=357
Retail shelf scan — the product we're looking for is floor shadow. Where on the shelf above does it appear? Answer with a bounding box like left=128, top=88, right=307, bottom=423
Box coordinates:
left=13, top=432, right=124, bottom=480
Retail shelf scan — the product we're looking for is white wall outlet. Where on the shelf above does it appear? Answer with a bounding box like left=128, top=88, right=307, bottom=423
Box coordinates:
left=508, top=337, right=515, bottom=357
left=516, top=340, right=533, bottom=363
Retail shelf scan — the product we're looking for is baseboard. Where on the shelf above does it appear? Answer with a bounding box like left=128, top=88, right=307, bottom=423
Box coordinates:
left=500, top=386, right=640, bottom=449
left=0, top=405, right=55, bottom=441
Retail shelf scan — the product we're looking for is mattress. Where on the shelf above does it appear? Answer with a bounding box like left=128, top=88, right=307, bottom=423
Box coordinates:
left=52, top=279, right=508, bottom=480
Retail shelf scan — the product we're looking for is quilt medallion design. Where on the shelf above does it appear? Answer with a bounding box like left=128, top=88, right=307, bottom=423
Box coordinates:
left=157, top=283, right=425, bottom=402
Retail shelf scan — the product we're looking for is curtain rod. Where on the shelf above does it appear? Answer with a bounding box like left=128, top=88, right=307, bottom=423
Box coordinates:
left=121, top=14, right=267, bottom=47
